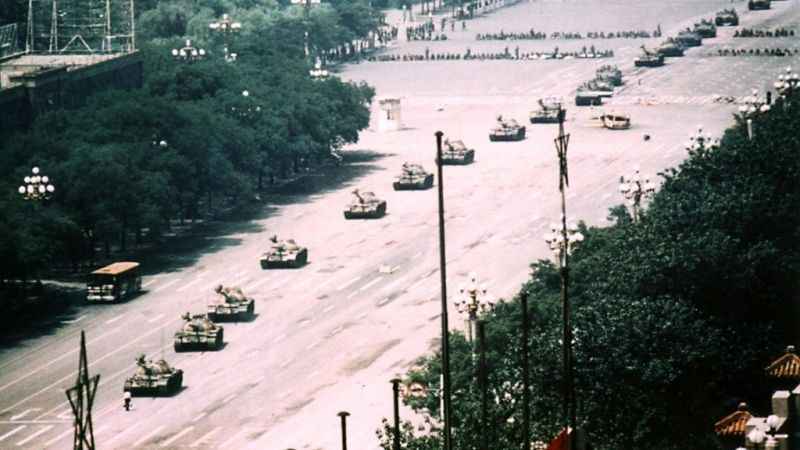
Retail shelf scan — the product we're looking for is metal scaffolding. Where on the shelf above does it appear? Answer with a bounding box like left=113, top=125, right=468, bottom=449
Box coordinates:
left=26, top=0, right=135, bottom=54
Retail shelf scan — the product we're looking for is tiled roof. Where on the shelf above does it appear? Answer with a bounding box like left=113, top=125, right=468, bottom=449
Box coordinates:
left=714, top=404, right=751, bottom=437
left=766, top=347, right=800, bottom=379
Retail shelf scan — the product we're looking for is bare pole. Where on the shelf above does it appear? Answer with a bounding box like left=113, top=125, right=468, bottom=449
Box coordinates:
left=520, top=291, right=531, bottom=450
left=435, top=130, right=453, bottom=450
left=130, top=0, right=136, bottom=51
left=26, top=0, right=33, bottom=53
left=105, top=0, right=112, bottom=51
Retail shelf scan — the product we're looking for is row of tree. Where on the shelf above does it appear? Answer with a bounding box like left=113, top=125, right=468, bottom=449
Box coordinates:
left=0, top=0, right=379, bottom=281
left=377, top=94, right=800, bottom=448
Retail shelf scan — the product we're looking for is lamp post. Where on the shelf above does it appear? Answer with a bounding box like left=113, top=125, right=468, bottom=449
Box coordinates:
left=171, top=39, right=206, bottom=62
left=477, top=319, right=489, bottom=450
left=209, top=13, right=242, bottom=62
left=455, top=272, right=495, bottom=344
left=18, top=166, right=55, bottom=200
left=747, top=428, right=765, bottom=449
left=309, top=56, right=330, bottom=80
left=337, top=411, right=350, bottom=450
left=774, top=66, right=799, bottom=106
left=520, top=290, right=531, bottom=450
left=618, top=168, right=656, bottom=223
left=291, top=0, right=321, bottom=59
left=549, top=106, right=581, bottom=447
left=684, top=125, right=719, bottom=156
left=435, top=130, right=454, bottom=450
left=232, top=90, right=262, bottom=121
left=738, top=88, right=771, bottom=140
left=390, top=378, right=402, bottom=450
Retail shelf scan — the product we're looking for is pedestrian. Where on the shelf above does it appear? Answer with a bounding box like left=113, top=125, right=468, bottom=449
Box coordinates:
left=123, top=391, right=132, bottom=411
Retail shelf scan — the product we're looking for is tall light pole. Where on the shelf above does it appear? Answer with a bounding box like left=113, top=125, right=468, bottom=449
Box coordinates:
left=337, top=411, right=350, bottom=450
left=684, top=125, right=720, bottom=156
left=547, top=107, right=583, bottom=448
left=390, top=378, right=402, bottom=450
left=454, top=271, right=495, bottom=344
left=435, top=130, right=453, bottom=450
left=18, top=166, right=55, bottom=200
left=209, top=13, right=242, bottom=62
left=738, top=88, right=771, bottom=140
left=520, top=290, right=531, bottom=450
left=171, top=39, right=205, bottom=62
left=291, top=0, right=321, bottom=59
left=618, top=168, right=656, bottom=223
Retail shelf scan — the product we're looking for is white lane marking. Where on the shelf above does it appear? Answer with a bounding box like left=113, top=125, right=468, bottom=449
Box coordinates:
left=2, top=324, right=169, bottom=412
left=346, top=290, right=360, bottom=300
left=61, top=315, right=86, bottom=324
left=33, top=402, right=67, bottom=421
left=132, top=424, right=165, bottom=447
left=337, top=276, right=362, bottom=291
left=407, top=276, right=429, bottom=291
left=280, top=359, right=292, bottom=369
left=10, top=409, right=39, bottom=421
left=377, top=297, right=392, bottom=306
left=191, top=412, right=207, bottom=423
left=223, top=394, right=237, bottom=403
left=0, top=426, right=26, bottom=442
left=322, top=304, right=335, bottom=313
left=142, top=278, right=158, bottom=288
left=42, top=427, right=72, bottom=448
left=379, top=274, right=411, bottom=294
left=16, top=424, right=52, bottom=446
left=154, top=278, right=181, bottom=292
left=105, top=314, right=125, bottom=324
left=272, top=334, right=286, bottom=344
left=190, top=427, right=222, bottom=447
left=177, top=276, right=206, bottom=292
left=0, top=327, right=120, bottom=394
left=358, top=277, right=383, bottom=292
left=218, top=427, right=251, bottom=448
left=305, top=340, right=321, bottom=351
left=147, top=313, right=165, bottom=323
left=160, top=426, right=194, bottom=447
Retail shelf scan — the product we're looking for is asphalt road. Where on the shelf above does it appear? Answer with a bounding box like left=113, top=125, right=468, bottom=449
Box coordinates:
left=1, top=0, right=798, bottom=448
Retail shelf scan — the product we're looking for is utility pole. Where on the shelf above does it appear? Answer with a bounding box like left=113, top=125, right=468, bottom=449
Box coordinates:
left=435, top=130, right=453, bottom=450
left=66, top=331, right=100, bottom=450
left=520, top=291, right=531, bottom=450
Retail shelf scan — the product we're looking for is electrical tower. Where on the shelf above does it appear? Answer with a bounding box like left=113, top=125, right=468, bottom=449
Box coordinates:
left=66, top=330, right=100, bottom=450
left=26, top=0, right=135, bottom=54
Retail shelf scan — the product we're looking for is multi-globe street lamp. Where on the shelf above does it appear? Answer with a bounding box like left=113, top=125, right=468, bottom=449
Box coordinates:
left=171, top=39, right=206, bottom=62
left=455, top=271, right=494, bottom=343
left=738, top=88, right=771, bottom=140
left=18, top=166, right=55, bottom=200
left=685, top=125, right=719, bottom=155
left=773, top=66, right=799, bottom=99
left=618, top=168, right=656, bottom=223
left=232, top=90, right=262, bottom=120
left=309, top=57, right=330, bottom=80
left=291, top=0, right=322, bottom=58
left=209, top=13, right=242, bottom=62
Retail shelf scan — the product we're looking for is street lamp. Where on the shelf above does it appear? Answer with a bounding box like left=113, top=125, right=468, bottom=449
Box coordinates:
left=739, top=88, right=770, bottom=140
left=18, top=166, right=55, bottom=200
left=543, top=220, right=584, bottom=265
left=171, top=39, right=206, bottom=62
left=748, top=428, right=765, bottom=449
left=455, top=272, right=494, bottom=343
left=231, top=90, right=262, bottom=121
left=209, top=13, right=242, bottom=62
left=309, top=56, right=330, bottom=80
left=618, top=168, right=656, bottom=223
left=291, top=0, right=322, bottom=59
left=685, top=125, right=719, bottom=155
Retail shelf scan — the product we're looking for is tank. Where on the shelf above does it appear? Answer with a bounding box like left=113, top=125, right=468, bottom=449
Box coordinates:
left=601, top=113, right=631, bottom=130
left=489, top=116, right=526, bottom=141
left=634, top=46, right=665, bottom=67
left=581, top=79, right=615, bottom=95
left=656, top=39, right=685, bottom=57
left=693, top=19, right=717, bottom=38
left=208, top=285, right=255, bottom=321
left=344, top=189, right=387, bottom=219
left=440, top=139, right=476, bottom=165
left=675, top=30, right=702, bottom=47
left=530, top=97, right=565, bottom=124
left=123, top=355, right=183, bottom=396
left=595, top=65, right=623, bottom=87
left=173, top=313, right=224, bottom=352
left=393, top=163, right=434, bottom=190
left=575, top=90, right=604, bottom=106
left=260, top=236, right=308, bottom=268
left=748, top=0, right=770, bottom=10
left=715, top=9, right=739, bottom=26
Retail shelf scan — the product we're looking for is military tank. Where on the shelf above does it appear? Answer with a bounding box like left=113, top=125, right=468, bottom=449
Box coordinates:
left=207, top=285, right=255, bottom=321
left=393, top=163, right=434, bottom=190
left=582, top=78, right=615, bottom=95
left=748, top=0, right=770, bottom=10
left=693, top=19, right=717, bottom=38
left=123, top=355, right=184, bottom=396
left=595, top=65, right=623, bottom=87
left=173, top=313, right=224, bottom=352
left=575, top=90, right=604, bottom=106
left=656, top=39, right=685, bottom=57
left=344, top=189, right=387, bottom=219
left=440, top=139, right=475, bottom=165
left=489, top=115, right=526, bottom=141
left=634, top=45, right=665, bottom=67
left=260, top=235, right=308, bottom=268
left=675, top=30, right=702, bottom=47
left=715, top=9, right=739, bottom=26
left=530, top=97, right=564, bottom=124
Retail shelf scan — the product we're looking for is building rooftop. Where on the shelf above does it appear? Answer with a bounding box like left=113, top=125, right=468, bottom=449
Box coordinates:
left=714, top=402, right=752, bottom=437
left=0, top=53, right=124, bottom=90
left=766, top=345, right=800, bottom=380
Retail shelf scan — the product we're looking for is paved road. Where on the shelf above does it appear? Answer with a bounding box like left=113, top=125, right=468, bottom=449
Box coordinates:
left=1, top=0, right=797, bottom=448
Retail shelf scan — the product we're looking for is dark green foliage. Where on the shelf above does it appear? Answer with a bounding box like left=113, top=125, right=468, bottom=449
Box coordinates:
left=382, top=96, right=800, bottom=449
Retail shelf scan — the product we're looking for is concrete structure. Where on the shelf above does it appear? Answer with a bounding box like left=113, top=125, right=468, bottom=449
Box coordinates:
left=0, top=52, right=142, bottom=131
left=377, top=96, right=402, bottom=131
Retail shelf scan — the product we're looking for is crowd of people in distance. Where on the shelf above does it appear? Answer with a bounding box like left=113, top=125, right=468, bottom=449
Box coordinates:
left=406, top=22, right=448, bottom=41
left=367, top=46, right=613, bottom=62
left=733, top=27, right=795, bottom=38
left=475, top=27, right=661, bottom=41
left=714, top=47, right=799, bottom=56
left=376, top=26, right=399, bottom=45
